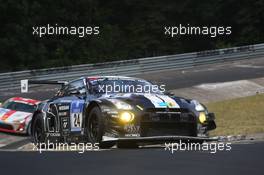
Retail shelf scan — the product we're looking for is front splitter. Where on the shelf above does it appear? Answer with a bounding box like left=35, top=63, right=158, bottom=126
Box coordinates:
left=102, top=135, right=218, bottom=145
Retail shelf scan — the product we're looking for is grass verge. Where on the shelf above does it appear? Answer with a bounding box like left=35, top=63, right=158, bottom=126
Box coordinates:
left=206, top=94, right=264, bottom=136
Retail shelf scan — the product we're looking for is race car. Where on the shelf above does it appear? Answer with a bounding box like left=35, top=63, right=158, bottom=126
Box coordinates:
left=0, top=97, right=40, bottom=134
left=22, top=76, right=216, bottom=148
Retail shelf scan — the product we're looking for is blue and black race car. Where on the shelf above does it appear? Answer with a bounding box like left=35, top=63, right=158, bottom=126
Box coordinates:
left=22, top=76, right=216, bottom=148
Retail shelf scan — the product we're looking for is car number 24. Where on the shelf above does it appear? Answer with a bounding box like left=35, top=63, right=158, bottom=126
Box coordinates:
left=70, top=100, right=84, bottom=132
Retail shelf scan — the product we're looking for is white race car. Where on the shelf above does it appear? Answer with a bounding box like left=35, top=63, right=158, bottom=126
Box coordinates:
left=0, top=97, right=40, bottom=134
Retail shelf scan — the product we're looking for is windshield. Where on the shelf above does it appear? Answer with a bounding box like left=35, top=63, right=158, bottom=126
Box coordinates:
left=1, top=101, right=37, bottom=113
left=88, top=78, right=164, bottom=95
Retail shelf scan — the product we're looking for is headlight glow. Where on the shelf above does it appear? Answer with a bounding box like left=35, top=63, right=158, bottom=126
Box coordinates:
left=119, top=112, right=134, bottom=123
left=108, top=99, right=132, bottom=110
left=199, top=112, right=207, bottom=124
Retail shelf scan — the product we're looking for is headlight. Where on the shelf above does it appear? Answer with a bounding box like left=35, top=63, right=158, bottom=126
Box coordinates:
left=108, top=99, right=132, bottom=110
left=199, top=112, right=207, bottom=124
left=191, top=100, right=205, bottom=112
left=119, top=112, right=134, bottom=123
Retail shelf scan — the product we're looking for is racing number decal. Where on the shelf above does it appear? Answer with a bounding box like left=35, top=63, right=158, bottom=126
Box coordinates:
left=70, top=100, right=85, bottom=132
left=73, top=113, right=81, bottom=127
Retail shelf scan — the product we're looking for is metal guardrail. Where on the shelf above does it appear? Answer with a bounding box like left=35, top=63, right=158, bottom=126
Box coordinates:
left=0, top=43, right=264, bottom=90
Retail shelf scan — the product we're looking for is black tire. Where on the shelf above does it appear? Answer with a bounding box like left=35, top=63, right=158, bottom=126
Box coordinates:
left=31, top=113, right=46, bottom=146
left=86, top=106, right=115, bottom=149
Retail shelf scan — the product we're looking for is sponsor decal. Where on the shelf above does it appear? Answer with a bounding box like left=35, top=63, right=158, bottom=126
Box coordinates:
left=47, top=133, right=61, bottom=137
left=124, top=124, right=140, bottom=134
left=143, top=94, right=180, bottom=108
left=156, top=95, right=180, bottom=108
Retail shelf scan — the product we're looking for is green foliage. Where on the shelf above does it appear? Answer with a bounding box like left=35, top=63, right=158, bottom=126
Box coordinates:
left=0, top=0, right=263, bottom=72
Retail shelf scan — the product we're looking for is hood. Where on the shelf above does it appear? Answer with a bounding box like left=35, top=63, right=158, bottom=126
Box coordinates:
left=0, top=108, right=32, bottom=122
left=101, top=93, right=192, bottom=109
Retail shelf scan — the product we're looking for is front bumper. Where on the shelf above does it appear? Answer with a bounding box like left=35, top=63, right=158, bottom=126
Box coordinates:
left=0, top=121, right=27, bottom=134
left=104, top=108, right=199, bottom=137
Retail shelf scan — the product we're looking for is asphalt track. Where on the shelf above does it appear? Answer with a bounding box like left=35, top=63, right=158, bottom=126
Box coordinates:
left=0, top=58, right=264, bottom=175
left=0, top=141, right=263, bottom=175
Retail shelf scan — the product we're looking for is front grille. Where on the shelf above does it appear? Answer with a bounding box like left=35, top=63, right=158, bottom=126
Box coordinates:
left=141, top=111, right=196, bottom=123
left=0, top=123, right=13, bottom=130
left=141, top=123, right=197, bottom=137
left=140, top=108, right=197, bottom=137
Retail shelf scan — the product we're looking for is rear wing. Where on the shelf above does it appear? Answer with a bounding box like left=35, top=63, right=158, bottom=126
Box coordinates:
left=21, top=79, right=68, bottom=93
